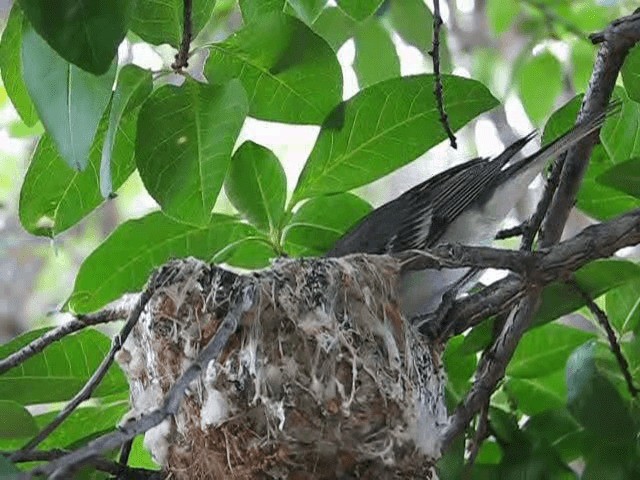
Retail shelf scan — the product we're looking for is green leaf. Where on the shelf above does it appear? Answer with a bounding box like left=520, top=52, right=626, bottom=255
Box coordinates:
left=0, top=328, right=127, bottom=404
left=353, top=18, right=400, bottom=89
left=19, top=109, right=137, bottom=237
left=571, top=41, right=595, bottom=94
left=507, top=372, right=566, bottom=415
left=204, top=13, right=342, bottom=124
left=0, top=5, right=38, bottom=126
left=622, top=44, right=640, bottom=103
left=100, top=65, right=152, bottom=197
left=0, top=400, right=38, bottom=439
left=596, top=157, right=640, bottom=199
left=136, top=80, right=248, bottom=226
left=67, top=212, right=270, bottom=313
left=283, top=193, right=373, bottom=256
left=566, top=342, right=636, bottom=444
left=443, top=335, right=477, bottom=402
left=0, top=456, right=19, bottom=478
left=524, top=409, right=584, bottom=463
left=337, top=0, right=384, bottom=21
left=22, top=23, right=116, bottom=170
left=517, top=51, right=562, bottom=125
left=239, top=0, right=326, bottom=25
left=542, top=95, right=582, bottom=146
left=18, top=0, right=132, bottom=74
left=601, top=87, right=640, bottom=163
left=486, top=0, right=520, bottom=35
left=128, top=436, right=160, bottom=470
left=535, top=260, right=640, bottom=327
left=507, top=324, right=593, bottom=378
left=312, top=7, right=355, bottom=51
left=293, top=74, right=498, bottom=201
left=606, top=279, right=640, bottom=334
left=225, top=141, right=287, bottom=233
left=131, top=0, right=216, bottom=48
left=387, top=0, right=433, bottom=52
left=284, top=0, right=328, bottom=24
left=239, top=0, right=284, bottom=24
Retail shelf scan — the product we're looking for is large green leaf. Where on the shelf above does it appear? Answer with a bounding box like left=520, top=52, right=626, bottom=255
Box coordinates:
left=507, top=324, right=594, bottom=379
left=136, top=80, right=248, bottom=226
left=292, top=75, right=498, bottom=201
left=100, top=65, right=152, bottom=197
left=22, top=23, right=116, bottom=170
left=0, top=400, right=38, bottom=439
left=386, top=0, right=432, bottom=52
left=606, top=279, right=640, bottom=334
left=566, top=342, right=636, bottom=444
left=524, top=409, right=584, bottom=463
left=0, top=5, right=38, bottom=126
left=596, top=158, right=640, bottom=199
left=283, top=193, right=373, bottom=256
left=67, top=212, right=270, bottom=313
left=204, top=13, right=342, bottom=124
left=18, top=0, right=132, bottom=74
left=225, top=141, right=287, bottom=234
left=353, top=18, right=400, bottom=89
left=601, top=87, right=640, bottom=163
left=535, top=260, right=640, bottom=327
left=130, top=0, right=216, bottom=48
left=19, top=110, right=137, bottom=237
left=507, top=372, right=566, bottom=415
left=486, top=0, right=520, bottom=35
left=311, top=7, right=355, bottom=51
left=337, top=0, right=384, bottom=21
left=443, top=335, right=476, bottom=403
left=0, top=328, right=127, bottom=405
left=517, top=51, right=562, bottom=125
left=622, top=44, right=640, bottom=103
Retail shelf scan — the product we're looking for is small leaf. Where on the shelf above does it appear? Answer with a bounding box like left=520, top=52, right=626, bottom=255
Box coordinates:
left=136, top=79, right=248, bottom=226
left=606, top=279, right=640, bottom=334
left=312, top=7, right=355, bottom=51
left=18, top=0, right=132, bottom=74
left=0, top=328, right=127, bottom=404
left=100, top=65, right=152, bottom=197
left=601, top=87, right=640, bottom=163
left=486, top=0, right=520, bottom=35
left=337, top=0, right=384, bottom=21
left=205, top=13, right=342, bottom=124
left=293, top=75, right=498, bottom=201
left=566, top=342, right=636, bottom=444
left=0, top=5, right=38, bottom=126
left=443, top=335, right=477, bottom=402
left=283, top=193, right=373, bottom=256
left=353, top=18, right=400, bottom=89
left=622, top=44, right=640, bottom=102
left=535, top=260, right=640, bottom=327
left=22, top=23, right=116, bottom=170
left=68, top=212, right=270, bottom=313
left=19, top=110, right=137, bottom=237
left=225, top=141, right=287, bottom=233
left=131, top=0, right=216, bottom=48
left=542, top=95, right=582, bottom=146
left=387, top=0, right=433, bottom=52
left=507, top=372, right=566, bottom=415
left=507, top=324, right=593, bottom=378
left=517, top=51, right=563, bottom=125
left=0, top=400, right=38, bottom=439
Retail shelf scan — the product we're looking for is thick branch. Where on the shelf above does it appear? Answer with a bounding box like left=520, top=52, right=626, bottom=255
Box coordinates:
left=0, top=303, right=133, bottom=375
left=442, top=11, right=640, bottom=451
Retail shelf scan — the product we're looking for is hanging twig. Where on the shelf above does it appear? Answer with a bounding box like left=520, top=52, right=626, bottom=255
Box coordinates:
left=464, top=401, right=490, bottom=476
left=429, top=0, right=457, bottom=149
left=568, top=278, right=639, bottom=398
left=171, top=0, right=193, bottom=71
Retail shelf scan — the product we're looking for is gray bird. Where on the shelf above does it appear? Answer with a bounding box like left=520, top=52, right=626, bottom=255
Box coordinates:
left=326, top=109, right=611, bottom=321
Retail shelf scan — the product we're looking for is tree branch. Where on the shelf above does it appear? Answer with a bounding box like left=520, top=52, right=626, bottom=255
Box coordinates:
left=29, top=282, right=256, bottom=479
left=441, top=11, right=640, bottom=451
left=0, top=302, right=133, bottom=375
left=171, top=0, right=193, bottom=71
left=429, top=0, right=457, bottom=149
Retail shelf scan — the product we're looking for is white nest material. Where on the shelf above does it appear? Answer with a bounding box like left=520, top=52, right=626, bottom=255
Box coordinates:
left=116, top=256, right=448, bottom=479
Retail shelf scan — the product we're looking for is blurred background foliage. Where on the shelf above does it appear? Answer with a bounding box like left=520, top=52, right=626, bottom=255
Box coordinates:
left=0, top=0, right=640, bottom=478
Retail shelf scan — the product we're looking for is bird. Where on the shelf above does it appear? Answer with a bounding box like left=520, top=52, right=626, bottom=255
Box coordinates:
left=326, top=108, right=612, bottom=323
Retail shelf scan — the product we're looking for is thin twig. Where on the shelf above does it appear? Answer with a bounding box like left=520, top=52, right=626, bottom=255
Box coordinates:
left=172, top=0, right=193, bottom=71
left=119, top=438, right=134, bottom=467
left=568, top=278, right=639, bottom=398
left=15, top=274, right=163, bottom=455
left=464, top=401, right=490, bottom=476
left=523, top=0, right=588, bottom=41
left=495, top=223, right=527, bottom=240
left=30, top=282, right=256, bottom=479
left=429, top=0, right=457, bottom=149
left=0, top=303, right=132, bottom=375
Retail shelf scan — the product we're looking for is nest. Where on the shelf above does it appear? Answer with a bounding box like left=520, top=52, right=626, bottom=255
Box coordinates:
left=116, top=256, right=448, bottom=479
